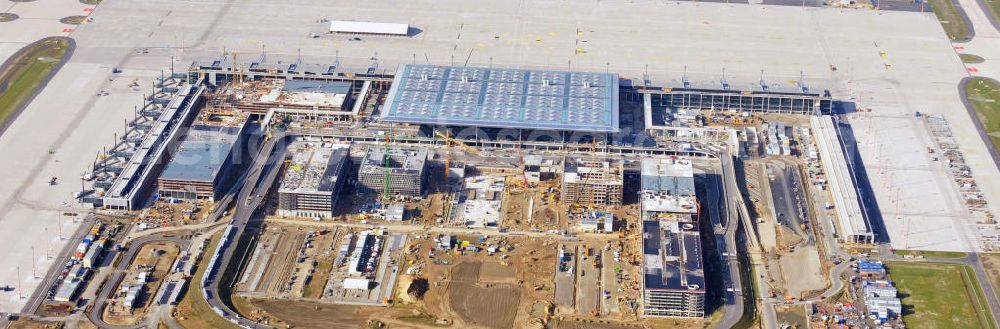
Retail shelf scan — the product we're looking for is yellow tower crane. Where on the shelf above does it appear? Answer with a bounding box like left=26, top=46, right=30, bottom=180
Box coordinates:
left=434, top=131, right=481, bottom=179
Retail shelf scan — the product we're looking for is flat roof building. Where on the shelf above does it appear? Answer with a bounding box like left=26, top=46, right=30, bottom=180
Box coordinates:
left=640, top=158, right=705, bottom=318
left=278, top=142, right=351, bottom=219
left=158, top=123, right=252, bottom=201
left=577, top=211, right=614, bottom=233
left=386, top=203, right=405, bottom=221
left=53, top=278, right=83, bottom=302
left=357, top=147, right=428, bottom=197
left=640, top=158, right=698, bottom=214
left=239, top=79, right=355, bottom=114
left=562, top=157, right=623, bottom=206
left=329, top=21, right=409, bottom=36
left=458, top=175, right=505, bottom=228
left=99, top=83, right=204, bottom=210
left=381, top=64, right=620, bottom=133
left=811, top=116, right=874, bottom=244
left=641, top=214, right=706, bottom=318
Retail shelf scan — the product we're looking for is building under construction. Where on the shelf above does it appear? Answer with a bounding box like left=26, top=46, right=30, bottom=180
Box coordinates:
left=277, top=142, right=351, bottom=219
left=356, top=147, right=428, bottom=197
left=640, top=158, right=705, bottom=318
left=640, top=158, right=698, bottom=214
left=157, top=122, right=254, bottom=201
left=561, top=157, right=623, bottom=207
left=234, top=79, right=361, bottom=115
left=190, top=57, right=381, bottom=127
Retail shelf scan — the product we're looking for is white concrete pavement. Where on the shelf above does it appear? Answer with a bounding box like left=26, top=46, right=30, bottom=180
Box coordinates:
left=4, top=0, right=1000, bottom=314
left=0, top=0, right=220, bottom=313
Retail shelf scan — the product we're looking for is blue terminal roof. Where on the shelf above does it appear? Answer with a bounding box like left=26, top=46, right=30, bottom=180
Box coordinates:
left=380, top=64, right=620, bottom=133
left=159, top=125, right=241, bottom=182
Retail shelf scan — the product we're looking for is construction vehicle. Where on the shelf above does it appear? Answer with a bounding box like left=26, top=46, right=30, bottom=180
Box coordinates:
left=49, top=177, right=58, bottom=186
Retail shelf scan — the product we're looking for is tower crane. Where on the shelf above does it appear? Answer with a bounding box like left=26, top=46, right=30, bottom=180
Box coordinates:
left=433, top=131, right=481, bottom=179
left=382, top=126, right=394, bottom=203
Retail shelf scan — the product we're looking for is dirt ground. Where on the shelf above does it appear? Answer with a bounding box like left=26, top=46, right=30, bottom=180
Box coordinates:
left=35, top=302, right=74, bottom=318
left=251, top=299, right=396, bottom=329
left=6, top=319, right=64, bottom=329
left=775, top=304, right=809, bottom=328
left=481, top=261, right=517, bottom=283
left=417, top=193, right=447, bottom=224
left=555, top=320, right=647, bottom=329
left=228, top=295, right=289, bottom=328
left=448, top=262, right=522, bottom=329
left=775, top=225, right=804, bottom=250
left=400, top=234, right=559, bottom=329
left=238, top=224, right=313, bottom=296
left=778, top=242, right=826, bottom=298
left=502, top=185, right=567, bottom=231
left=747, top=158, right=829, bottom=299
left=398, top=232, right=650, bottom=328
left=449, top=281, right=521, bottom=328
left=140, top=199, right=212, bottom=227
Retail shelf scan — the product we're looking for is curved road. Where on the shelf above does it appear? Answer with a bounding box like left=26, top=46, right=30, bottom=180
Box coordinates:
left=716, top=154, right=748, bottom=329
left=197, top=133, right=746, bottom=329
left=958, top=76, right=1000, bottom=173
left=87, top=235, right=189, bottom=329
left=201, top=133, right=287, bottom=329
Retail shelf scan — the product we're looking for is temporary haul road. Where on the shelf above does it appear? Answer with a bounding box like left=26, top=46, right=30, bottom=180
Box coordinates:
left=5, top=0, right=994, bottom=325
left=202, top=133, right=286, bottom=329
left=718, top=154, right=752, bottom=329
left=87, top=235, right=189, bottom=329
left=187, top=128, right=749, bottom=328
left=5, top=0, right=998, bottom=316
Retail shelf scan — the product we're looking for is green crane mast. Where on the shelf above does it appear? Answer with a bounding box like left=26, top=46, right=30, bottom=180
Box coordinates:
left=381, top=126, right=392, bottom=204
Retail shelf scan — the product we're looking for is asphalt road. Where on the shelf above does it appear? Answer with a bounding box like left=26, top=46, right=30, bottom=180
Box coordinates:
left=0, top=37, right=77, bottom=138
left=767, top=161, right=811, bottom=243
left=1, top=216, right=96, bottom=329
left=87, top=235, right=189, bottom=329
left=958, top=76, right=1000, bottom=174
left=201, top=133, right=286, bottom=329
left=716, top=155, right=747, bottom=329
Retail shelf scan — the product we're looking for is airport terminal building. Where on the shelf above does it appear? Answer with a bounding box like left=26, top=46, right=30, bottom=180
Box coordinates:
left=380, top=64, right=620, bottom=143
